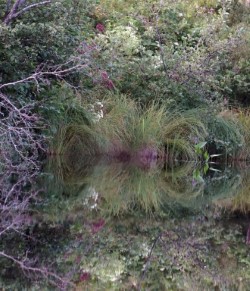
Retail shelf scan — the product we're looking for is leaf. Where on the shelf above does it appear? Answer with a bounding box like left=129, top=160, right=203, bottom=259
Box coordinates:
left=193, top=169, right=204, bottom=183
left=203, top=151, right=209, bottom=162
left=195, top=142, right=207, bottom=149
left=210, top=154, right=222, bottom=158
left=209, top=167, right=221, bottom=172
left=196, top=175, right=204, bottom=183
left=203, top=163, right=209, bottom=174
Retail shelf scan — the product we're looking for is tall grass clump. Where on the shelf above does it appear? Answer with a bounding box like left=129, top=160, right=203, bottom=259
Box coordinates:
left=95, top=94, right=207, bottom=161
left=205, top=111, right=244, bottom=159
left=132, top=104, right=169, bottom=150
left=50, top=94, right=209, bottom=163
left=94, top=95, right=171, bottom=151
left=162, top=110, right=207, bottom=161
left=52, top=124, right=99, bottom=157
left=93, top=95, right=137, bottom=154
left=46, top=95, right=97, bottom=153
left=207, top=109, right=250, bottom=161
left=237, top=109, right=250, bottom=160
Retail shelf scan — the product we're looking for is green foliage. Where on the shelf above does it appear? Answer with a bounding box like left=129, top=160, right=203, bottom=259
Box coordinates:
left=226, top=0, right=250, bottom=26
left=96, top=96, right=170, bottom=152
left=78, top=0, right=249, bottom=110
left=0, top=0, right=95, bottom=99
left=43, top=152, right=250, bottom=218
left=1, top=1, right=250, bottom=289
left=8, top=175, right=250, bottom=289
left=205, top=112, right=244, bottom=158
left=0, top=22, right=67, bottom=78
left=162, top=110, right=208, bottom=160
left=50, top=94, right=208, bottom=170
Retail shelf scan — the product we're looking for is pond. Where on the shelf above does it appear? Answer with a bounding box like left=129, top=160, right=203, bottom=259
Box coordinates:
left=0, top=156, right=249, bottom=290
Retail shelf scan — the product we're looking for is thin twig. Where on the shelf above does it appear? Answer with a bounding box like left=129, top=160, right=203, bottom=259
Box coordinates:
left=0, top=251, right=75, bottom=288
left=138, top=233, right=162, bottom=290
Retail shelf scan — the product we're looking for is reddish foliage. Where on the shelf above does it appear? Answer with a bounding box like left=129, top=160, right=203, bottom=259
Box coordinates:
left=103, top=79, right=115, bottom=89
left=101, top=71, right=109, bottom=79
left=91, top=219, right=105, bottom=234
left=100, top=70, right=115, bottom=89
left=79, top=272, right=91, bottom=281
left=96, top=23, right=105, bottom=33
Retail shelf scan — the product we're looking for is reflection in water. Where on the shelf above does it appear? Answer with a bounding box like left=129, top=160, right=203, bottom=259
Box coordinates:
left=232, top=171, right=250, bottom=213
left=1, top=155, right=249, bottom=290
left=43, top=155, right=247, bottom=219
left=43, top=157, right=204, bottom=218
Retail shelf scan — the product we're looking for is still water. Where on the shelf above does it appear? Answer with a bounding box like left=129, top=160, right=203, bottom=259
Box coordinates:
left=0, top=156, right=250, bottom=290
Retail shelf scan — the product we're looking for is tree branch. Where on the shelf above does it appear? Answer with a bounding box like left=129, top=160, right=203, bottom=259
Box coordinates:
left=3, top=0, right=24, bottom=24
left=0, top=251, right=74, bottom=288
left=6, top=0, right=13, bottom=12
left=3, top=0, right=52, bottom=25
left=13, top=1, right=52, bottom=19
left=0, top=60, right=88, bottom=90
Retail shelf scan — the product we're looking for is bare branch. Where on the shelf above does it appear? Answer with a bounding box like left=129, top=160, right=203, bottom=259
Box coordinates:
left=0, top=251, right=75, bottom=288
left=13, top=1, right=52, bottom=19
left=6, top=0, right=13, bottom=12
left=3, top=0, right=52, bottom=25
left=0, top=60, right=88, bottom=90
left=3, top=0, right=24, bottom=24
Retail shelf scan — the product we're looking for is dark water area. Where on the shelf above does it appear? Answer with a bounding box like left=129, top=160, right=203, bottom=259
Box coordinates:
left=0, top=156, right=250, bottom=290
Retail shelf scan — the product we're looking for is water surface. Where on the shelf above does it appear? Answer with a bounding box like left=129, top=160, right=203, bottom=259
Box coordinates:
left=0, top=157, right=249, bottom=290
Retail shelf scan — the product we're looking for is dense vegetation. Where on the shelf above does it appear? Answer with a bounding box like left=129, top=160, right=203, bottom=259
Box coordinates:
left=0, top=0, right=249, bottom=289
left=0, top=0, right=249, bottom=165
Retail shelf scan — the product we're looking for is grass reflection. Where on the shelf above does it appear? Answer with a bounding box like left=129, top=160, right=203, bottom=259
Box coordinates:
left=232, top=171, right=250, bottom=213
left=22, top=159, right=250, bottom=290
left=46, top=154, right=208, bottom=217
left=41, top=156, right=249, bottom=219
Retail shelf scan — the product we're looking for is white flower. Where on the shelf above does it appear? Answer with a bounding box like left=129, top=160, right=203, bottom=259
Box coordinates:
left=88, top=101, right=104, bottom=123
